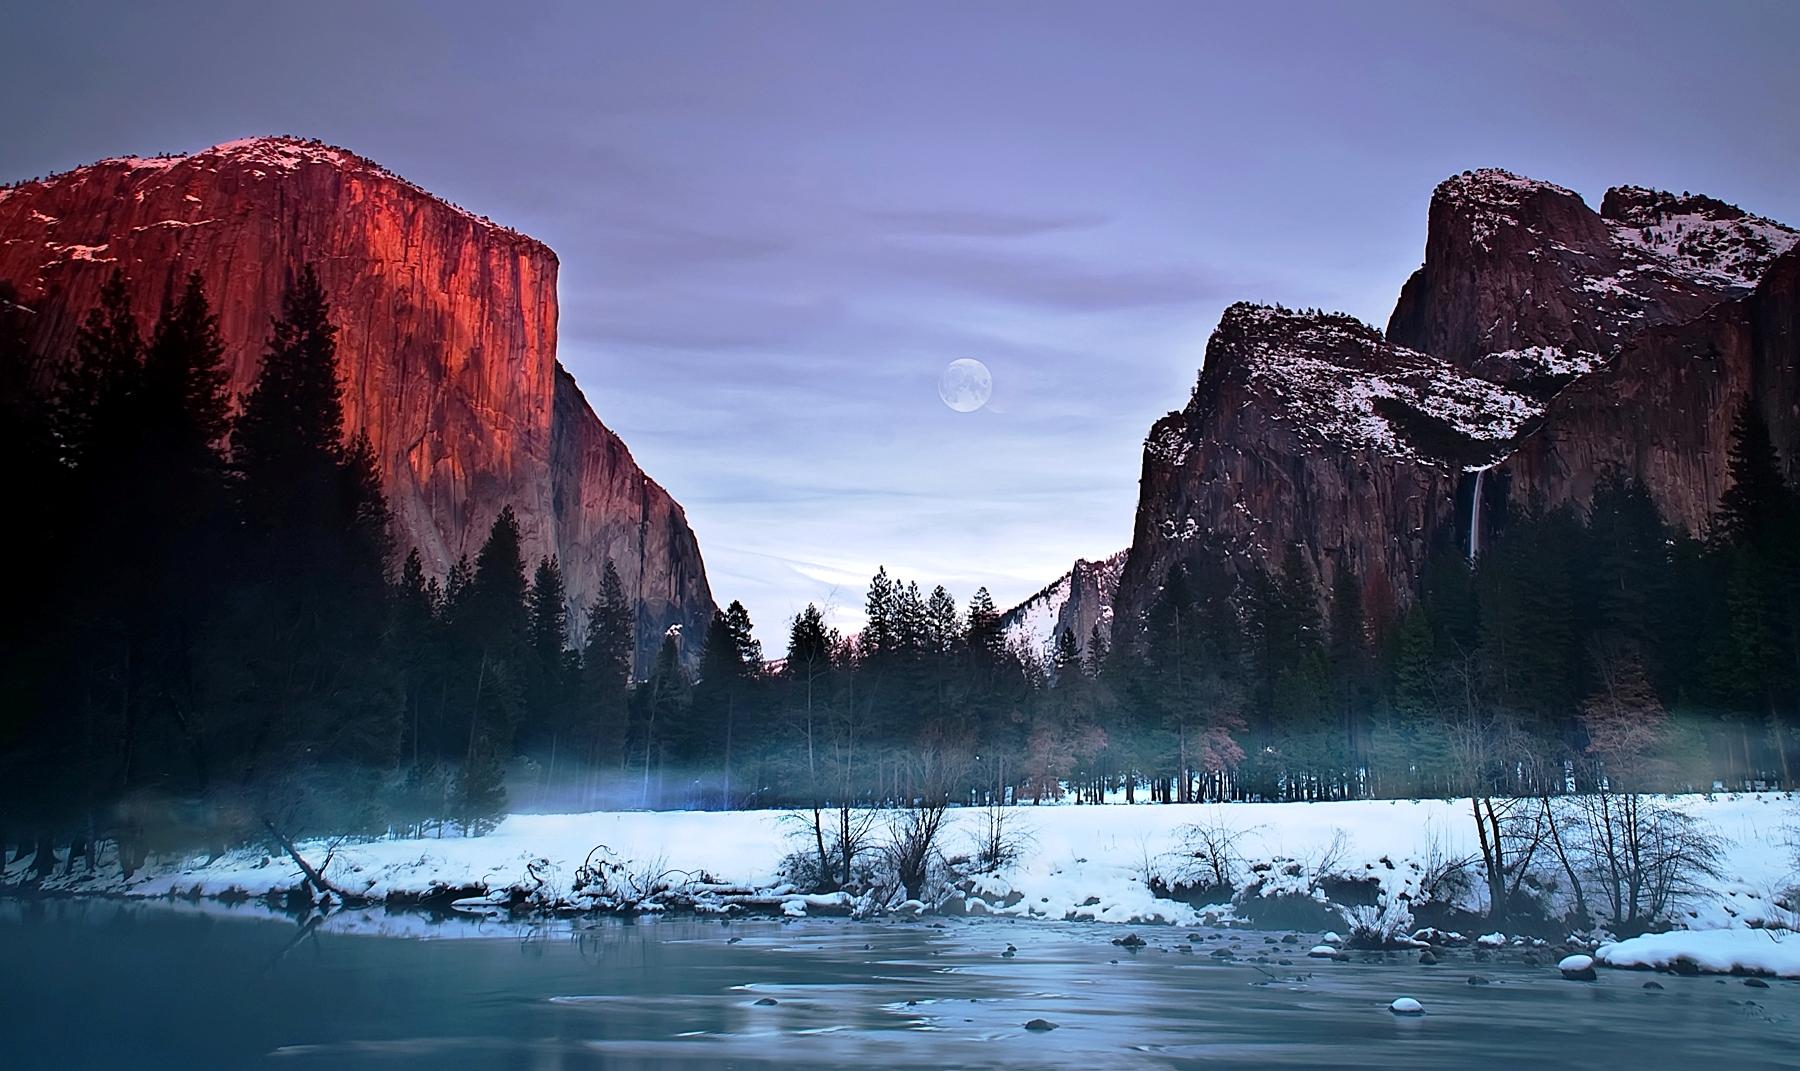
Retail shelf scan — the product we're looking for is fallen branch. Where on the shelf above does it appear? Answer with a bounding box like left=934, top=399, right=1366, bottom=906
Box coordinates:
left=261, top=819, right=374, bottom=907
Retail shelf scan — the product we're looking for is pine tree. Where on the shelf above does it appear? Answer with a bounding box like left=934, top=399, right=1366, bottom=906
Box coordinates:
left=1051, top=627, right=1081, bottom=681
left=690, top=601, right=764, bottom=805
left=143, top=272, right=230, bottom=459
left=632, top=633, right=689, bottom=806
left=466, top=506, right=529, bottom=648
left=862, top=566, right=896, bottom=655
left=1586, top=472, right=1668, bottom=645
left=925, top=585, right=961, bottom=654
left=217, top=266, right=402, bottom=832
left=1083, top=623, right=1109, bottom=678
left=445, top=554, right=474, bottom=612
left=233, top=265, right=344, bottom=535
left=1713, top=399, right=1793, bottom=553
left=893, top=581, right=928, bottom=654
left=54, top=272, right=144, bottom=475
left=529, top=556, right=570, bottom=665
left=966, top=587, right=1003, bottom=663
left=523, top=555, right=575, bottom=752
left=394, top=548, right=442, bottom=764
left=1708, top=406, right=1800, bottom=784
left=578, top=560, right=635, bottom=779
left=785, top=604, right=837, bottom=787
left=724, top=599, right=763, bottom=668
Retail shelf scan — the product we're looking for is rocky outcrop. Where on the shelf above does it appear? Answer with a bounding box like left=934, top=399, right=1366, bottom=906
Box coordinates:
left=1115, top=169, right=1797, bottom=639
left=1384, top=169, right=1787, bottom=388
left=1001, top=549, right=1127, bottom=665
left=0, top=136, right=712, bottom=670
left=1502, top=247, right=1800, bottom=532
left=1111, top=304, right=1538, bottom=637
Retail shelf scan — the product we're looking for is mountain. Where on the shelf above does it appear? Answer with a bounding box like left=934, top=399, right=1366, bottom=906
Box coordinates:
left=0, top=136, right=712, bottom=671
left=1001, top=550, right=1127, bottom=666
left=1114, top=168, right=1798, bottom=641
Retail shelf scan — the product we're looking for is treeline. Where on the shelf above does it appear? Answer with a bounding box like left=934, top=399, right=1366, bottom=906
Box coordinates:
left=614, top=402, right=1800, bottom=813
left=0, top=269, right=654, bottom=873
left=3, top=266, right=1797, bottom=877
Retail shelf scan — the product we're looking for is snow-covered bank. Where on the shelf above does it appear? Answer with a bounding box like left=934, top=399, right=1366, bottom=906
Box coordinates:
left=1597, top=929, right=1800, bottom=978
left=6, top=794, right=1795, bottom=935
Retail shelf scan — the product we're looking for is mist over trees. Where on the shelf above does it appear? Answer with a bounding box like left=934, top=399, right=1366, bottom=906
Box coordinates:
left=2, top=269, right=1798, bottom=876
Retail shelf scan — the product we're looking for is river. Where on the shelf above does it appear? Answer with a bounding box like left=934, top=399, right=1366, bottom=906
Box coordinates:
left=2, top=900, right=1792, bottom=1068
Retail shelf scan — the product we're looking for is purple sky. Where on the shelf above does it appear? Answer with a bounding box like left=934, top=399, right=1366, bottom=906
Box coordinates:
left=6, top=1, right=1798, bottom=641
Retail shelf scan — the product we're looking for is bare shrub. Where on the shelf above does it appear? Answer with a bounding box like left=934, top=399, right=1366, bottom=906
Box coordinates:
left=781, top=803, right=880, bottom=893
left=1167, top=809, right=1260, bottom=891
left=1344, top=896, right=1416, bottom=949
left=1557, top=792, right=1726, bottom=932
left=970, top=800, right=1035, bottom=874
left=1305, top=829, right=1352, bottom=893
left=885, top=799, right=951, bottom=902
left=571, top=845, right=685, bottom=906
left=1415, top=820, right=1476, bottom=908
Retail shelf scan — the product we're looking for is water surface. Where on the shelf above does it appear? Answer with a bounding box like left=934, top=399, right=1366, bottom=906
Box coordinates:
left=2, top=900, right=1791, bottom=1069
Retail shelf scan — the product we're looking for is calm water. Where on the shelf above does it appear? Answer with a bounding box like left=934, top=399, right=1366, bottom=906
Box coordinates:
left=2, top=900, right=1794, bottom=1069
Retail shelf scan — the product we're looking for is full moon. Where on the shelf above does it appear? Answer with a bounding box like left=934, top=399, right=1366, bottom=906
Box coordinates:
left=937, top=358, right=993, bottom=413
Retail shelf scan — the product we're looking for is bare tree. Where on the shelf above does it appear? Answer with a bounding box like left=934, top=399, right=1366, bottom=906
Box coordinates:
left=1168, top=809, right=1261, bottom=891
left=885, top=798, right=950, bottom=901
left=782, top=802, right=879, bottom=893
left=1557, top=791, right=1724, bottom=930
left=970, top=799, right=1034, bottom=874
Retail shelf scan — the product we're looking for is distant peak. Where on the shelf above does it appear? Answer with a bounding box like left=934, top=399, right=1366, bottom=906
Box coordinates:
left=1216, top=302, right=1384, bottom=347
left=1602, top=184, right=1797, bottom=290
left=34, top=135, right=550, bottom=252
left=1434, top=168, right=1579, bottom=204
left=99, top=135, right=362, bottom=175
left=1602, top=185, right=1747, bottom=225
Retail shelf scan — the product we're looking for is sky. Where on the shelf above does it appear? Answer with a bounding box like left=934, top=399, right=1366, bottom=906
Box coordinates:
left=4, top=1, right=1798, bottom=643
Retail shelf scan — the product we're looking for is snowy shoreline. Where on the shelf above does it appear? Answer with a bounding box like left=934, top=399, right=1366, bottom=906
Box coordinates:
left=6, top=795, right=1796, bottom=965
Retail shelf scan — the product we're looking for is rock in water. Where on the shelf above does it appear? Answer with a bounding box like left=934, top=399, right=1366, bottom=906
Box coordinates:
left=1419, top=951, right=1438, bottom=966
left=1389, top=997, right=1425, bottom=1016
left=1643, top=981, right=1664, bottom=991
left=1112, top=934, right=1147, bottom=949
left=1745, top=978, right=1771, bottom=989
left=753, top=998, right=778, bottom=1006
left=1466, top=975, right=1491, bottom=986
left=1023, top=1019, right=1059, bottom=1032
left=1558, top=954, right=1597, bottom=981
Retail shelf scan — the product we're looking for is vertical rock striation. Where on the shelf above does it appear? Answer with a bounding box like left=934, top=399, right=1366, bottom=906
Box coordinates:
left=0, top=136, right=712, bottom=671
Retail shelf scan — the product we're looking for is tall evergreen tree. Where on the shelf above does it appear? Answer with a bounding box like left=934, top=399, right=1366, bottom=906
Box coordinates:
left=233, top=265, right=344, bottom=535
left=225, top=265, right=400, bottom=835
left=579, top=560, right=634, bottom=779
left=925, top=585, right=961, bottom=654
left=862, top=567, right=896, bottom=655
left=523, top=555, right=577, bottom=756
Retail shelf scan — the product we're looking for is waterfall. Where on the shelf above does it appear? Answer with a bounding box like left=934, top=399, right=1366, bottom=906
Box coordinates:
left=1468, top=466, right=1488, bottom=562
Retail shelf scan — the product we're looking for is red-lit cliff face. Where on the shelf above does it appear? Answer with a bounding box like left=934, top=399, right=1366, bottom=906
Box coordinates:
left=0, top=136, right=712, bottom=670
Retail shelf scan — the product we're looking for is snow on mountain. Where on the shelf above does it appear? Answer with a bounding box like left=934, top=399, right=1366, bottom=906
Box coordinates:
left=11, top=135, right=540, bottom=246
left=1151, top=303, right=1542, bottom=471
left=1603, top=185, right=1799, bottom=292
left=1433, top=168, right=1583, bottom=254
left=1001, top=549, right=1127, bottom=666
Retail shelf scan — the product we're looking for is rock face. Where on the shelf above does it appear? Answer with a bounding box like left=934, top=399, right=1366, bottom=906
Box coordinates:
left=1114, top=168, right=1797, bottom=638
left=1001, top=549, right=1127, bottom=666
left=0, top=136, right=712, bottom=671
left=1112, top=303, right=1539, bottom=636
